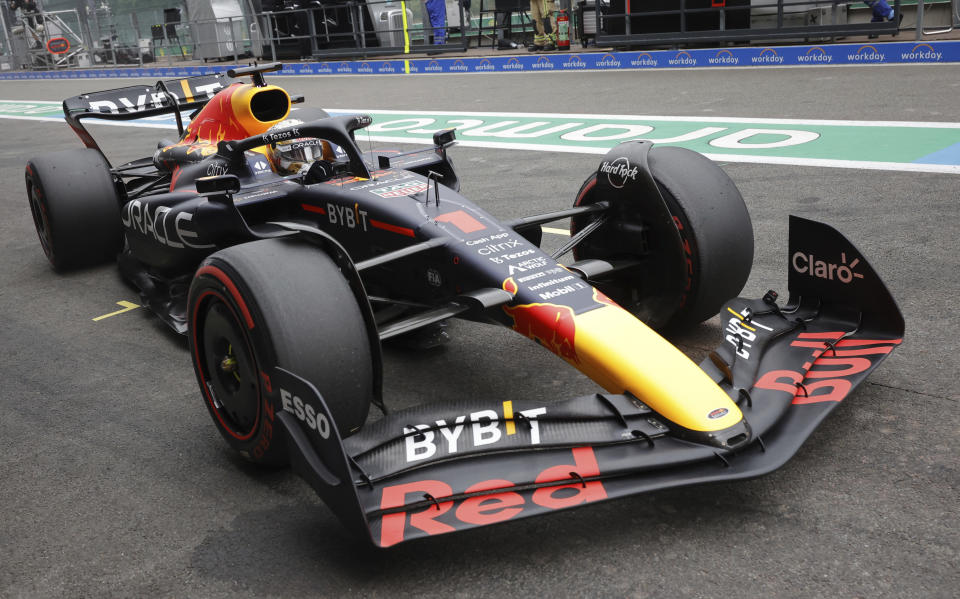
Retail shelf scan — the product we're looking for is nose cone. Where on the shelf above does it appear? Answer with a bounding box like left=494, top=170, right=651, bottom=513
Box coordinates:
left=673, top=418, right=753, bottom=451
left=568, top=305, right=746, bottom=434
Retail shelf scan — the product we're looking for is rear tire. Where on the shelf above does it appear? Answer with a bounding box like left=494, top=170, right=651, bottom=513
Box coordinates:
left=573, top=146, right=753, bottom=330
left=188, top=238, right=374, bottom=466
left=25, top=148, right=122, bottom=270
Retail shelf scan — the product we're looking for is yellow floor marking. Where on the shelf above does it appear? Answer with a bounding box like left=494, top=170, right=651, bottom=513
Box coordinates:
left=92, top=300, right=141, bottom=321
left=542, top=227, right=570, bottom=236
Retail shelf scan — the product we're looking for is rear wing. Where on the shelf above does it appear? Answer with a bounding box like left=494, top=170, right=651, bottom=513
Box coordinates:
left=62, top=73, right=230, bottom=156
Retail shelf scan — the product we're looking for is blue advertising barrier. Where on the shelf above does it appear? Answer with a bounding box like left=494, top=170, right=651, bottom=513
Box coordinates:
left=2, top=41, right=958, bottom=80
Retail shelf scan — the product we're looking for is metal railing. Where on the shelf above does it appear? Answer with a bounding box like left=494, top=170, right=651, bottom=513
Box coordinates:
left=3, top=0, right=955, bottom=70
left=1, top=1, right=472, bottom=70
left=2, top=7, right=92, bottom=70
left=592, top=0, right=904, bottom=47
left=916, top=0, right=958, bottom=37
left=259, top=1, right=469, bottom=60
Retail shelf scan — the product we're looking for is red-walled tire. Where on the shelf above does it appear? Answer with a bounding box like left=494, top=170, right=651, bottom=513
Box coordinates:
left=25, top=149, right=122, bottom=270
left=188, top=238, right=374, bottom=466
left=572, top=146, right=753, bottom=331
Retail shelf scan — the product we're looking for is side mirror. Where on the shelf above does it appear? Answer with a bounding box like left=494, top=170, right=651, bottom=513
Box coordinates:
left=433, top=129, right=456, bottom=148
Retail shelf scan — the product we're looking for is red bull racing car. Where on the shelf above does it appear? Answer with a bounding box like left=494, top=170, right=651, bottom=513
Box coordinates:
left=25, top=63, right=904, bottom=547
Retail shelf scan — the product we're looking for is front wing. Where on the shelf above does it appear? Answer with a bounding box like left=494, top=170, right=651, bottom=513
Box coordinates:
left=271, top=216, right=904, bottom=547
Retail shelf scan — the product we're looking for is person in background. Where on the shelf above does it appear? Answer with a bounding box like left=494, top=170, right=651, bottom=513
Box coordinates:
left=528, top=0, right=556, bottom=51
left=864, top=0, right=897, bottom=22
left=864, top=0, right=901, bottom=39
left=8, top=0, right=42, bottom=31
left=425, top=0, right=447, bottom=44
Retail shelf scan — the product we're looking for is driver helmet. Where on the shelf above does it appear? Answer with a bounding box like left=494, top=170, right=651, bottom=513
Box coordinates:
left=266, top=119, right=332, bottom=175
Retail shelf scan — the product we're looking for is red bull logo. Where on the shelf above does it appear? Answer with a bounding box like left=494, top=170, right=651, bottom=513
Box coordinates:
left=182, top=84, right=245, bottom=144
left=502, top=280, right=579, bottom=364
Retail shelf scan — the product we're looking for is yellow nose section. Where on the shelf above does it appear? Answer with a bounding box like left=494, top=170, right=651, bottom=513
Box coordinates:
left=572, top=305, right=743, bottom=432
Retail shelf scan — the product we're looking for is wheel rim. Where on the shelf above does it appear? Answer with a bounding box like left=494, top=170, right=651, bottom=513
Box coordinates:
left=199, top=299, right=261, bottom=438
left=27, top=180, right=53, bottom=259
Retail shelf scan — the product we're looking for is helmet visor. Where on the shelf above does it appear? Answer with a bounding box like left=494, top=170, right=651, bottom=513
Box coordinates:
left=275, top=138, right=323, bottom=165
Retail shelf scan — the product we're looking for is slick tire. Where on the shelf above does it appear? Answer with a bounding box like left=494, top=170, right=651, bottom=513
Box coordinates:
left=573, top=146, right=753, bottom=330
left=188, top=238, right=374, bottom=466
left=25, top=148, right=122, bottom=270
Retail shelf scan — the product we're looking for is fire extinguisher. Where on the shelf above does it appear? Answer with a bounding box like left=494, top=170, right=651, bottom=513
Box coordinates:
left=556, top=8, right=570, bottom=51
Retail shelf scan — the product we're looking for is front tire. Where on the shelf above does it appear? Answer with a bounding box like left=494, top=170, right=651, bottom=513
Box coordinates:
left=25, top=148, right=122, bottom=270
left=573, top=146, right=753, bottom=330
left=188, top=239, right=374, bottom=465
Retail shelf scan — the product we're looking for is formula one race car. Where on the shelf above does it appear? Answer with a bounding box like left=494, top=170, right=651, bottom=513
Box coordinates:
left=26, top=63, right=904, bottom=547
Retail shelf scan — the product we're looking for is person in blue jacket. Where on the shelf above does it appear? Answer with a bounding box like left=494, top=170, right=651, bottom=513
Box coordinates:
left=425, top=0, right=447, bottom=44
left=864, top=0, right=896, bottom=22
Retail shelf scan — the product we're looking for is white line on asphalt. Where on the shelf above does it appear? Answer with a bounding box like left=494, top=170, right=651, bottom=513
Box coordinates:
left=328, top=107, right=960, bottom=130
left=357, top=134, right=960, bottom=174
left=4, top=103, right=959, bottom=174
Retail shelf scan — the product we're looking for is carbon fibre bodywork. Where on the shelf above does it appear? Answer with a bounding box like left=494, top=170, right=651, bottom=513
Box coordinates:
left=43, top=65, right=903, bottom=547
left=269, top=214, right=904, bottom=547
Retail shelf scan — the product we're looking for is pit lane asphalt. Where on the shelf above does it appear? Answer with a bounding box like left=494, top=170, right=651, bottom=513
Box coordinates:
left=1, top=66, right=958, bottom=598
